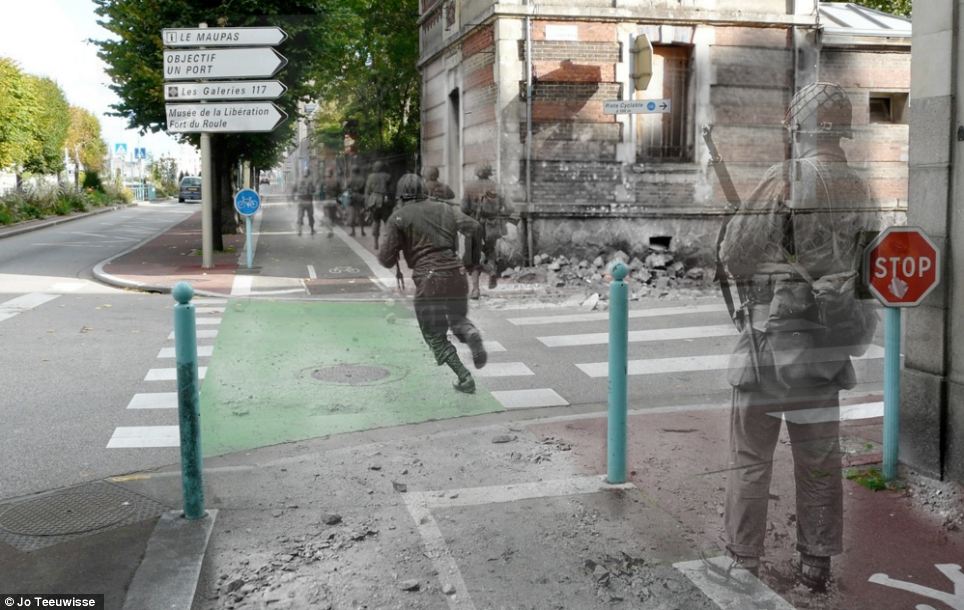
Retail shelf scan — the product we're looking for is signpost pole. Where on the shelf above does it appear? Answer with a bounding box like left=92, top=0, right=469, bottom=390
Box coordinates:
left=200, top=132, right=213, bottom=270
left=883, top=306, right=902, bottom=481
left=245, top=215, right=253, bottom=269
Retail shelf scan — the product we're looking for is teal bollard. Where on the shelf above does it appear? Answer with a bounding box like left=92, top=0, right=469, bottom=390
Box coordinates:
left=607, top=261, right=630, bottom=484
left=172, top=282, right=205, bottom=519
left=883, top=306, right=901, bottom=481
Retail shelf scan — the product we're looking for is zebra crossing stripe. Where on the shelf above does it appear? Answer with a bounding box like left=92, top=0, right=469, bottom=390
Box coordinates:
left=768, top=401, right=883, bottom=424
left=491, top=388, right=569, bottom=409
left=195, top=317, right=222, bottom=325
left=509, top=304, right=725, bottom=326
left=0, top=293, right=60, bottom=323
left=145, top=367, right=207, bottom=381
left=576, top=345, right=886, bottom=378
left=127, top=393, right=178, bottom=410
left=195, top=306, right=224, bottom=314
left=539, top=324, right=735, bottom=347
left=157, top=345, right=214, bottom=358
left=168, top=329, right=218, bottom=339
left=472, top=362, right=534, bottom=377
left=107, top=426, right=180, bottom=448
left=193, top=298, right=227, bottom=305
left=456, top=340, right=506, bottom=356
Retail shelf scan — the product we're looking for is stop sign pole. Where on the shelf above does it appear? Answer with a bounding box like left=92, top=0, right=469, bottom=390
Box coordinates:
left=864, top=226, right=942, bottom=481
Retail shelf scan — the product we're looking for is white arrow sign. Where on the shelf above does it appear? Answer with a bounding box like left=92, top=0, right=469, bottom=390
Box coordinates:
left=166, top=102, right=287, bottom=133
left=603, top=99, right=672, bottom=115
left=163, top=48, right=287, bottom=81
left=164, top=80, right=287, bottom=101
left=162, top=27, right=287, bottom=48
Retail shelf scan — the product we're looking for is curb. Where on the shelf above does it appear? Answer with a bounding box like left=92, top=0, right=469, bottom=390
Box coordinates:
left=0, top=204, right=130, bottom=239
left=91, top=216, right=233, bottom=299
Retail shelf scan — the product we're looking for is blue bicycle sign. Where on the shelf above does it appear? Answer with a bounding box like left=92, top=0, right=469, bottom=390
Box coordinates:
left=234, top=188, right=261, bottom=216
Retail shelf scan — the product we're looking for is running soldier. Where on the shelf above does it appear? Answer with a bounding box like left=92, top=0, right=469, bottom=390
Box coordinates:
left=377, top=173, right=488, bottom=394
left=348, top=165, right=367, bottom=237
left=422, top=166, right=455, bottom=201
left=365, top=161, right=395, bottom=250
left=461, top=164, right=509, bottom=299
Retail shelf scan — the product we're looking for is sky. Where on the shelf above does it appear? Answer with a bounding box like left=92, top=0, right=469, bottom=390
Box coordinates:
left=0, top=0, right=199, bottom=172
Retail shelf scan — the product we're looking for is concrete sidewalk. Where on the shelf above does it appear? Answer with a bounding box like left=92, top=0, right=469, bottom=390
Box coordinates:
left=4, top=398, right=958, bottom=610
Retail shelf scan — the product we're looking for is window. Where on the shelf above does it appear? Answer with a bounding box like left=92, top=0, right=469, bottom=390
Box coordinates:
left=869, top=92, right=908, bottom=124
left=635, top=45, right=693, bottom=162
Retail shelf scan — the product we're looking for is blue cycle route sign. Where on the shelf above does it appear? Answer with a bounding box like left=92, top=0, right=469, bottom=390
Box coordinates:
left=646, top=101, right=656, bottom=111
left=234, top=188, right=261, bottom=216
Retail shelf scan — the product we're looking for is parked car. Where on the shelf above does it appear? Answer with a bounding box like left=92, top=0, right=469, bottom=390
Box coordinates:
left=178, top=176, right=202, bottom=203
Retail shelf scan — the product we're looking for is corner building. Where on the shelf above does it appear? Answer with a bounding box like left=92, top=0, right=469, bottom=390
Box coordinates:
left=418, top=0, right=910, bottom=264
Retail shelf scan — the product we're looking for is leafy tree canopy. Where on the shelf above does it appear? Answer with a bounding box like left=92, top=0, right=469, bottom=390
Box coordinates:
left=66, top=106, right=108, bottom=172
left=856, top=0, right=911, bottom=16
left=0, top=58, right=39, bottom=171
left=23, top=76, right=70, bottom=175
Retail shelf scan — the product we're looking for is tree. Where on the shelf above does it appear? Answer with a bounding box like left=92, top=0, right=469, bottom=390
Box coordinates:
left=856, top=0, right=911, bottom=16
left=66, top=106, right=108, bottom=187
left=23, top=76, right=70, bottom=176
left=312, top=0, right=420, bottom=157
left=150, top=155, right=178, bottom=194
left=93, top=0, right=347, bottom=247
left=0, top=58, right=39, bottom=172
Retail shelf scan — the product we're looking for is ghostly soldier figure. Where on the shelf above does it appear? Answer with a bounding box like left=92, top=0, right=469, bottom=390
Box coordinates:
left=378, top=173, right=488, bottom=394
left=348, top=165, right=367, bottom=237
left=365, top=160, right=395, bottom=250
left=716, top=82, right=878, bottom=591
left=422, top=166, right=455, bottom=201
left=321, top=168, right=341, bottom=238
left=461, top=164, right=508, bottom=299
left=293, top=169, right=316, bottom=236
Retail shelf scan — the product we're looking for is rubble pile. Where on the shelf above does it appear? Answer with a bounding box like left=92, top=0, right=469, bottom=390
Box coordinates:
left=501, top=246, right=714, bottom=299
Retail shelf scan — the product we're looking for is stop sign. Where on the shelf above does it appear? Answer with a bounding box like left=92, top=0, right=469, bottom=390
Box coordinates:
left=865, top=226, right=941, bottom=307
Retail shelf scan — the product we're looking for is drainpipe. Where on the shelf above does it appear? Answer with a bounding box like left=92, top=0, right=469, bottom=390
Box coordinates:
left=524, top=8, right=534, bottom=265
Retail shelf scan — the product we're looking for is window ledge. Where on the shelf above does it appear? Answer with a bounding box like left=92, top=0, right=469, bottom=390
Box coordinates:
left=630, top=162, right=700, bottom=174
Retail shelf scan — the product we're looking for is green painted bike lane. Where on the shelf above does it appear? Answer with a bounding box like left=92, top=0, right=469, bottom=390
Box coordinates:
left=199, top=299, right=503, bottom=456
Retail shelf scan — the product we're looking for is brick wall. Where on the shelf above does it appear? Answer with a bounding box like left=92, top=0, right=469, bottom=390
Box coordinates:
left=462, top=25, right=498, bottom=174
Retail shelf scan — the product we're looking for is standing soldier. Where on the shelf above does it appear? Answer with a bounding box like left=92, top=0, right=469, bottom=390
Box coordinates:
left=348, top=164, right=367, bottom=237
left=365, top=160, right=395, bottom=250
left=422, top=166, right=455, bottom=201
left=378, top=173, right=487, bottom=394
left=461, top=163, right=508, bottom=299
left=716, top=82, right=877, bottom=591
left=293, top=169, right=316, bottom=236
left=321, top=167, right=341, bottom=238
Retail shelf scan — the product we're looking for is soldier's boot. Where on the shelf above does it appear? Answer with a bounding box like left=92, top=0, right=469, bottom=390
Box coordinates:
left=445, top=352, right=475, bottom=394
left=469, top=270, right=481, bottom=300
left=488, top=271, right=498, bottom=290
left=466, top=328, right=487, bottom=369
left=798, top=554, right=831, bottom=592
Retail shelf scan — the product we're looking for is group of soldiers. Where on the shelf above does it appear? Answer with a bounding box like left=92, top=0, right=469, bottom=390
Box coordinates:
left=295, top=162, right=511, bottom=300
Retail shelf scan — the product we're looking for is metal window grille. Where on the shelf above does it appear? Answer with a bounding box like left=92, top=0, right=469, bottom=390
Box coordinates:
left=636, top=46, right=693, bottom=162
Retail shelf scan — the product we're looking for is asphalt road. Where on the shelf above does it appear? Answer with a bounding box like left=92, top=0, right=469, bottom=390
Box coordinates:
left=0, top=202, right=194, bottom=500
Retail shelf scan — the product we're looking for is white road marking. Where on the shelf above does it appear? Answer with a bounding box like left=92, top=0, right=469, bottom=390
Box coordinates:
left=0, top=293, right=60, bottom=323
left=107, top=426, right=180, bottom=448
left=145, top=367, right=207, bottom=381
left=332, top=225, right=396, bottom=290
left=576, top=345, right=885, bottom=378
left=674, top=556, right=796, bottom=610
left=157, top=345, right=214, bottom=358
left=307, top=264, right=317, bottom=279
left=127, top=393, right=179, bottom=410
left=249, top=287, right=308, bottom=295
left=471, top=362, right=534, bottom=377
left=869, top=564, right=964, bottom=609
left=195, top=317, right=222, bottom=325
left=491, top=388, right=569, bottom=410
left=509, top=304, right=726, bottom=326
left=195, top=306, right=224, bottom=314
left=768, top=401, right=883, bottom=424
left=455, top=340, right=506, bottom=355
left=539, top=324, right=735, bottom=347
left=402, top=476, right=634, bottom=610
left=231, top=275, right=253, bottom=297
left=168, top=329, right=218, bottom=339
left=193, top=298, right=227, bottom=305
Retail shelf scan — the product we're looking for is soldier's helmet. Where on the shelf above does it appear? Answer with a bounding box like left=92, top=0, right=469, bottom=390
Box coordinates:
left=784, top=82, right=853, bottom=139
left=396, top=173, right=426, bottom=202
left=373, top=161, right=385, bottom=172
left=476, top=164, right=493, bottom=179
left=421, top=166, right=440, bottom=181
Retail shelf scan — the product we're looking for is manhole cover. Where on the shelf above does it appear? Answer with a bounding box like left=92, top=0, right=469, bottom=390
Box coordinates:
left=310, top=364, right=391, bottom=385
left=1, top=488, right=136, bottom=536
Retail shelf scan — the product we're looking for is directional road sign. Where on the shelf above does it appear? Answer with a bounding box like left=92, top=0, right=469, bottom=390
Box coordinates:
left=164, top=80, right=287, bottom=102
left=163, top=48, right=287, bottom=81
left=166, top=102, right=287, bottom=133
left=603, top=99, right=672, bottom=115
left=162, top=27, right=287, bottom=48
left=234, top=188, right=261, bottom=217
left=865, top=226, right=941, bottom=307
